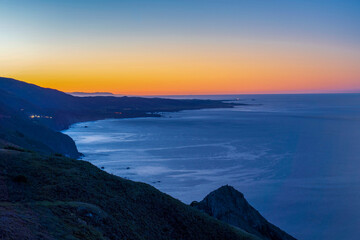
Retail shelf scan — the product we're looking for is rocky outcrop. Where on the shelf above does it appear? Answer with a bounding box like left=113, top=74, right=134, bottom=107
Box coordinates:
left=191, top=185, right=296, bottom=240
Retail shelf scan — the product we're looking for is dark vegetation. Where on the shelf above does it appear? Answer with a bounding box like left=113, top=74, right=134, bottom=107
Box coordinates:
left=0, top=149, right=259, bottom=240
left=191, top=186, right=296, bottom=240
left=4, top=145, right=27, bottom=152
left=12, top=175, right=28, bottom=183
left=0, top=77, right=239, bottom=157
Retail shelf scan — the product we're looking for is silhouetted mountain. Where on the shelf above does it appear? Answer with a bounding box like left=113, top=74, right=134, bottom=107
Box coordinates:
left=68, top=91, right=115, bottom=97
left=0, top=77, right=239, bottom=156
left=0, top=77, right=79, bottom=110
left=0, top=77, right=238, bottom=130
left=191, top=185, right=296, bottom=240
left=0, top=149, right=259, bottom=240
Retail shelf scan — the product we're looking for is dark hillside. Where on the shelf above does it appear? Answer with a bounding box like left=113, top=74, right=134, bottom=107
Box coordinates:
left=0, top=77, right=79, bottom=110
left=0, top=149, right=259, bottom=240
left=0, top=102, right=80, bottom=158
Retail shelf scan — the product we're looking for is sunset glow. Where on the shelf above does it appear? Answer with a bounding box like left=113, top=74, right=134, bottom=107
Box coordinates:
left=1, top=0, right=359, bottom=95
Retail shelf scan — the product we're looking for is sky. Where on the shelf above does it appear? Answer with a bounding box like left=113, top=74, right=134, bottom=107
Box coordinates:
left=1, top=0, right=360, bottom=95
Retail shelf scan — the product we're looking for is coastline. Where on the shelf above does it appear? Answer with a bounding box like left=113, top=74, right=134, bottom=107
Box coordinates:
left=62, top=105, right=248, bottom=158
left=63, top=94, right=360, bottom=239
left=57, top=102, right=245, bottom=132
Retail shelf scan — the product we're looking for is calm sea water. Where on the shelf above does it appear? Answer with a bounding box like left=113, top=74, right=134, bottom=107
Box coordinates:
left=64, top=94, right=360, bottom=240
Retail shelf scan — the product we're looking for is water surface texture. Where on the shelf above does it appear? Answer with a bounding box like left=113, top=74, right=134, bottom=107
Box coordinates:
left=65, top=94, right=360, bottom=240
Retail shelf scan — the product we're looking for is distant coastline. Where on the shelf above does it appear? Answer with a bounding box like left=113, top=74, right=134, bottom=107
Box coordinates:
left=67, top=91, right=116, bottom=97
left=0, top=77, right=241, bottom=158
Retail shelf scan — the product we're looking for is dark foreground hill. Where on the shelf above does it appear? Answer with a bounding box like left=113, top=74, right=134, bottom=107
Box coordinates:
left=0, top=149, right=259, bottom=240
left=191, top=186, right=296, bottom=240
left=0, top=77, right=239, bottom=157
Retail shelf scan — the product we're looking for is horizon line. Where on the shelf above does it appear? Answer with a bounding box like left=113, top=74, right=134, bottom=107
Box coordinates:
left=68, top=91, right=360, bottom=97
left=2, top=76, right=359, bottom=96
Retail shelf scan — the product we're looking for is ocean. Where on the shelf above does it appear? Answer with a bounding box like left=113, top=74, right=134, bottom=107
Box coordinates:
left=64, top=94, right=360, bottom=240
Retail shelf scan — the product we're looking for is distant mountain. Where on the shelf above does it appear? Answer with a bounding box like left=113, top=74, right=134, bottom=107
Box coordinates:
left=191, top=185, right=296, bottom=240
left=68, top=92, right=116, bottom=97
left=0, top=77, right=239, bottom=157
left=0, top=77, right=78, bottom=111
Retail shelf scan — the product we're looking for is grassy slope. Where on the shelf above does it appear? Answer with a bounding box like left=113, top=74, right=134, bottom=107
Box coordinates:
left=0, top=149, right=260, bottom=240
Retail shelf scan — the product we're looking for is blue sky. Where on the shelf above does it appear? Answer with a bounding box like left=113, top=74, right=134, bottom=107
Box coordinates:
left=1, top=0, right=359, bottom=94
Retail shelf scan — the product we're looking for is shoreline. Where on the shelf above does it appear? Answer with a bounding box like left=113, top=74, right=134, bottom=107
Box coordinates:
left=57, top=101, right=247, bottom=132
left=62, top=105, right=250, bottom=159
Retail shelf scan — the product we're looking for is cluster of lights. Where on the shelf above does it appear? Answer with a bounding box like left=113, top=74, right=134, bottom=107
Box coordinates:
left=29, top=115, right=53, bottom=119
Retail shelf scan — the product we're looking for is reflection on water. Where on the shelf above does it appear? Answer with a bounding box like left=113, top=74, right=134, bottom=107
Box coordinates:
left=65, top=94, right=360, bottom=240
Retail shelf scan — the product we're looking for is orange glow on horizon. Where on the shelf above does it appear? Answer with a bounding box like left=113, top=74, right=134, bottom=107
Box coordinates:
left=1, top=1, right=360, bottom=96
left=2, top=39, right=360, bottom=95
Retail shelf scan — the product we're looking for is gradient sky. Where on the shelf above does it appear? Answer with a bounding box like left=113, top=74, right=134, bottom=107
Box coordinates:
left=1, top=0, right=360, bottom=95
